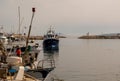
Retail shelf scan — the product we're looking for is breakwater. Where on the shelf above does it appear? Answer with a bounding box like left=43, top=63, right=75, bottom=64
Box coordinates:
left=78, top=35, right=120, bottom=39
left=13, top=35, right=66, bottom=40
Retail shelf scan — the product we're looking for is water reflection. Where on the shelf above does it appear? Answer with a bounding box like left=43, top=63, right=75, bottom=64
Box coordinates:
left=43, top=49, right=59, bottom=60
left=43, top=49, right=59, bottom=54
left=42, top=50, right=64, bottom=81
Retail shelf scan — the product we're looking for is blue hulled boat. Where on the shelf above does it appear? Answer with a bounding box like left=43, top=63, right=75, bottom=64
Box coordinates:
left=43, top=28, right=59, bottom=51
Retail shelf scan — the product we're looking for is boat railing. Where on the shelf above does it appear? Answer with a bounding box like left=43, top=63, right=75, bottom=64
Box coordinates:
left=37, top=58, right=56, bottom=69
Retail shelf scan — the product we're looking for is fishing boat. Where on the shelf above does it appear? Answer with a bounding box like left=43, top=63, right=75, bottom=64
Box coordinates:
left=0, top=35, right=54, bottom=81
left=0, top=32, right=8, bottom=45
left=43, top=28, right=59, bottom=51
left=0, top=50, right=55, bottom=81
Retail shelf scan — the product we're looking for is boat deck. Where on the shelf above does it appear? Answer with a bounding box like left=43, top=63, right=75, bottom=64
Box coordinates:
left=24, top=73, right=43, bottom=81
left=5, top=74, right=43, bottom=81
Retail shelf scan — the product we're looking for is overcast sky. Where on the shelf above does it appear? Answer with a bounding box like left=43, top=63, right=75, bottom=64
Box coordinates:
left=0, top=0, right=120, bottom=36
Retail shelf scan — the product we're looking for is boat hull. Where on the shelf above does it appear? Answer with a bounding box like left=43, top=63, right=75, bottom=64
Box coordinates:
left=43, top=39, right=59, bottom=51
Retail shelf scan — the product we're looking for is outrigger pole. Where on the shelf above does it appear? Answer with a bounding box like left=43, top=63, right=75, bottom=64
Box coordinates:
left=25, top=8, right=35, bottom=55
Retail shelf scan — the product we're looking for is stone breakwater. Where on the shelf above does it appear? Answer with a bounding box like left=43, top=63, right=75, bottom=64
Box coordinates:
left=15, top=35, right=66, bottom=40
left=78, top=35, right=120, bottom=39
left=28, top=36, right=43, bottom=40
left=13, top=35, right=44, bottom=40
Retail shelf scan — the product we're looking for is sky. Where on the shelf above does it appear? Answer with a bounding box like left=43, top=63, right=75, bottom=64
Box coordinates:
left=0, top=0, right=120, bottom=36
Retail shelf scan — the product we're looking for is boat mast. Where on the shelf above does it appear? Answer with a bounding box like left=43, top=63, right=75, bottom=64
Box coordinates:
left=18, top=6, right=21, bottom=39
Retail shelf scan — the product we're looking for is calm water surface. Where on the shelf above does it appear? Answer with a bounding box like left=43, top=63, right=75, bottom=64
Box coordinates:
left=38, top=38, right=120, bottom=81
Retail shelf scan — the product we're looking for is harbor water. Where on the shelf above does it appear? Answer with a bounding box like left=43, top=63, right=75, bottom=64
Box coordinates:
left=38, top=38, right=120, bottom=81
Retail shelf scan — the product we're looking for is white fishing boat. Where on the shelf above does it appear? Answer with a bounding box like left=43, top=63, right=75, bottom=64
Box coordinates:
left=0, top=32, right=8, bottom=44
left=0, top=41, right=54, bottom=81
left=0, top=55, right=55, bottom=81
